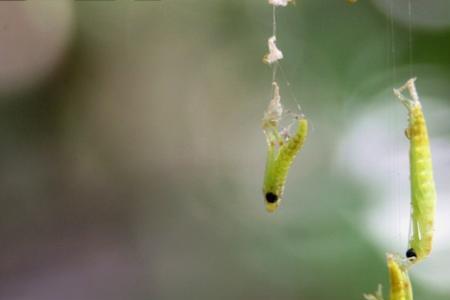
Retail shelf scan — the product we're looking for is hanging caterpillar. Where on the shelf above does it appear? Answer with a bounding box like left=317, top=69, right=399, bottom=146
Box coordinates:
left=394, top=78, right=437, bottom=264
left=262, top=82, right=308, bottom=212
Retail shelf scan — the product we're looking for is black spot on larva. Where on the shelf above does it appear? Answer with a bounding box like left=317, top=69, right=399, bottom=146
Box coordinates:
left=265, top=192, right=278, bottom=203
left=406, top=248, right=417, bottom=259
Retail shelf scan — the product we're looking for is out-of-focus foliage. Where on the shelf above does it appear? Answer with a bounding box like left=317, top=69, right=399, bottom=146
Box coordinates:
left=0, top=1, right=449, bottom=300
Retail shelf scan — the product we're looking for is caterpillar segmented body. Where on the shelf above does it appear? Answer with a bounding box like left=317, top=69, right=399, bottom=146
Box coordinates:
left=263, top=118, right=308, bottom=212
left=262, top=82, right=308, bottom=212
left=364, top=254, right=413, bottom=300
left=394, top=78, right=436, bottom=264
left=387, top=254, right=413, bottom=300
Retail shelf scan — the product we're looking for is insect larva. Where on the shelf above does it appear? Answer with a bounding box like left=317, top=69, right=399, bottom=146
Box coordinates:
left=263, top=118, right=308, bottom=212
left=387, top=254, right=413, bottom=300
left=364, top=254, right=413, bottom=300
left=394, top=78, right=437, bottom=264
left=262, top=82, right=308, bottom=212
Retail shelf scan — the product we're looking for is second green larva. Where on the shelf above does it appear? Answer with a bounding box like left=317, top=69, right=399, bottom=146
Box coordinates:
left=394, top=78, right=437, bottom=264
left=364, top=253, right=413, bottom=300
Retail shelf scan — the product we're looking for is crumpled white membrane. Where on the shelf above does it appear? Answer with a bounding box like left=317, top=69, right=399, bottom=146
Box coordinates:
left=264, top=36, right=283, bottom=65
left=268, top=0, right=293, bottom=7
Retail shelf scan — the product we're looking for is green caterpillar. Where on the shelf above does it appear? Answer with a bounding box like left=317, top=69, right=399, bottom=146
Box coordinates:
left=394, top=78, right=437, bottom=264
left=262, top=82, right=308, bottom=212
left=365, top=254, right=413, bottom=300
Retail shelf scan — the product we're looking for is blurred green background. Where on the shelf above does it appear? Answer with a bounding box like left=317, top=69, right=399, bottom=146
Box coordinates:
left=0, top=0, right=449, bottom=299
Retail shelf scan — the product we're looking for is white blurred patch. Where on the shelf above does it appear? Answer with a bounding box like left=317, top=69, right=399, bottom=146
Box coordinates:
left=336, top=90, right=450, bottom=291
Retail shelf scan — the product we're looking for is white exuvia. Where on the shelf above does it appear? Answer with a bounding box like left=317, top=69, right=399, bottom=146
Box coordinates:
left=263, top=36, right=283, bottom=64
left=268, top=0, right=293, bottom=7
left=262, top=82, right=283, bottom=130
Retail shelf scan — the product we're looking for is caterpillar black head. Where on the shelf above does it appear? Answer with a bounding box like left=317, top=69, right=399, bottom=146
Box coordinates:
left=265, top=192, right=278, bottom=203
left=406, top=248, right=417, bottom=260
left=265, top=192, right=281, bottom=213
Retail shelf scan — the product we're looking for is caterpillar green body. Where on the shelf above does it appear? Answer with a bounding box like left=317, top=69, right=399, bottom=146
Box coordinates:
left=263, top=118, right=308, bottom=212
left=387, top=254, right=413, bottom=300
left=262, top=82, right=308, bottom=212
left=364, top=254, right=413, bottom=300
left=394, top=78, right=436, bottom=263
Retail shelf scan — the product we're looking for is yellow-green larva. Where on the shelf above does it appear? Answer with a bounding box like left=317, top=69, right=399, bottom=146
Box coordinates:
left=387, top=254, right=413, bottom=300
left=262, top=82, right=308, bottom=212
left=394, top=78, right=437, bottom=264
left=263, top=118, right=308, bottom=212
left=364, top=254, right=413, bottom=300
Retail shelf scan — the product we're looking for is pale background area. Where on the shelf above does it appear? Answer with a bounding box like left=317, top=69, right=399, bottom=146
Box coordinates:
left=0, top=1, right=449, bottom=300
